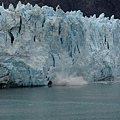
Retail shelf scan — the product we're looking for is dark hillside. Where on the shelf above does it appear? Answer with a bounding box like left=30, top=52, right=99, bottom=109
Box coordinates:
left=0, top=0, right=120, bottom=18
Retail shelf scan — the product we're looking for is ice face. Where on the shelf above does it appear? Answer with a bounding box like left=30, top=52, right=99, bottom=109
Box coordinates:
left=0, top=2, right=118, bottom=87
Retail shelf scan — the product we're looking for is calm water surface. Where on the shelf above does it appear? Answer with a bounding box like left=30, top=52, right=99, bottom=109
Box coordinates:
left=0, top=83, right=120, bottom=120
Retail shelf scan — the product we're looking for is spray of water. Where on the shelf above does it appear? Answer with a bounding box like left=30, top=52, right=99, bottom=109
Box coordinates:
left=52, top=73, right=87, bottom=86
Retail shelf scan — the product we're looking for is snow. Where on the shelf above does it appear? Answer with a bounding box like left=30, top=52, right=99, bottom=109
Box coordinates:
left=0, top=2, right=118, bottom=87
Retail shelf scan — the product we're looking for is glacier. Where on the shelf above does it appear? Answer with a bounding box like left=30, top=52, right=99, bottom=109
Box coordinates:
left=0, top=2, right=119, bottom=87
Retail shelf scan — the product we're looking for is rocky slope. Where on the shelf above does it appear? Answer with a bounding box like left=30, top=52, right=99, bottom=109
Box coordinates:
left=0, top=0, right=120, bottom=18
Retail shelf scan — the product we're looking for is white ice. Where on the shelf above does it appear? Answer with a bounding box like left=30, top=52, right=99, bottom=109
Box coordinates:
left=0, top=2, right=118, bottom=87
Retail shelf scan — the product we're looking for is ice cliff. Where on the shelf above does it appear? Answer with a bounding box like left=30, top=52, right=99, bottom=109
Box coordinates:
left=0, top=2, right=119, bottom=87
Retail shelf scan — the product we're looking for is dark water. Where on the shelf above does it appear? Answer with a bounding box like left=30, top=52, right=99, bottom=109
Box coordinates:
left=0, top=83, right=120, bottom=120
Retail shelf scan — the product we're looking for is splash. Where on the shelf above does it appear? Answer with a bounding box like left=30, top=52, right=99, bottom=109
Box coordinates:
left=52, top=73, right=87, bottom=86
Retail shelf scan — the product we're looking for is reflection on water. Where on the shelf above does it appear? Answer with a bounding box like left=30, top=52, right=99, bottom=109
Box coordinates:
left=0, top=83, right=120, bottom=120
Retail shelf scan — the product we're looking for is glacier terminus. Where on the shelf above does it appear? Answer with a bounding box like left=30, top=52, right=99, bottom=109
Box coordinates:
left=0, top=2, right=118, bottom=87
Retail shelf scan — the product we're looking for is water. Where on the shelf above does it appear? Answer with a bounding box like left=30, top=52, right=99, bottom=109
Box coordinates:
left=0, top=83, right=120, bottom=120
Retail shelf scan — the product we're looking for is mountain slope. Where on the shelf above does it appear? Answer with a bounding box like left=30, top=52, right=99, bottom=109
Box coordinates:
left=0, top=0, right=120, bottom=18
